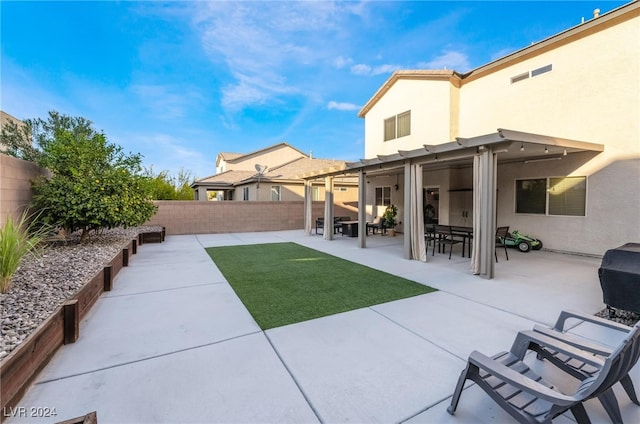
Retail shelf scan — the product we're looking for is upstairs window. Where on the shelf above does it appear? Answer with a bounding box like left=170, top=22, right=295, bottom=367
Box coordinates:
left=243, top=187, right=249, bottom=201
left=383, top=110, right=411, bottom=141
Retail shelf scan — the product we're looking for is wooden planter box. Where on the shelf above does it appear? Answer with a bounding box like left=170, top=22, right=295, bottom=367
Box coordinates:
left=0, top=240, right=138, bottom=420
left=138, top=227, right=165, bottom=245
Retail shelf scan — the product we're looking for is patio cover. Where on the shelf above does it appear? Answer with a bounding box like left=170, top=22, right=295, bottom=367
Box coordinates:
left=303, top=128, right=604, bottom=279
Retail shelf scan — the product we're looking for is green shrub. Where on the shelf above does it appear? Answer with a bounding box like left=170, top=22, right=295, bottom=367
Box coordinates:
left=0, top=211, right=51, bottom=293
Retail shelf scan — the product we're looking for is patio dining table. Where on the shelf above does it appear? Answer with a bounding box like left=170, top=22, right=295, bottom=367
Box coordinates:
left=426, top=225, right=474, bottom=258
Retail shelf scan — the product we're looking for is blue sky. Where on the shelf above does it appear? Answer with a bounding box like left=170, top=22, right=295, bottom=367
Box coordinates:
left=1, top=1, right=629, bottom=180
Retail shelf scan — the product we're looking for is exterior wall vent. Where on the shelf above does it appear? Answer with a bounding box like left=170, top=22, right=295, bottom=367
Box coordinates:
left=510, top=72, right=529, bottom=84
left=531, top=64, right=553, bottom=77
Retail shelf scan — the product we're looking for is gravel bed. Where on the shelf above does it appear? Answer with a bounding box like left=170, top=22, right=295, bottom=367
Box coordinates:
left=595, top=308, right=640, bottom=327
left=0, top=225, right=163, bottom=361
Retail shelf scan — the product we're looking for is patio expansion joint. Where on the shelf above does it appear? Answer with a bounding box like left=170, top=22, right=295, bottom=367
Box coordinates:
left=263, top=331, right=326, bottom=424
left=34, top=330, right=263, bottom=386
left=101, top=281, right=226, bottom=298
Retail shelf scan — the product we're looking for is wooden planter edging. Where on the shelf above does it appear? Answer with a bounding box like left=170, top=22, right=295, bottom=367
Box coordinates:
left=0, top=239, right=138, bottom=421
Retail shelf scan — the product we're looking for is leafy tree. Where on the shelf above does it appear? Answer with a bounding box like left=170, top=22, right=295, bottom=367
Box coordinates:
left=145, top=166, right=195, bottom=200
left=2, top=111, right=157, bottom=242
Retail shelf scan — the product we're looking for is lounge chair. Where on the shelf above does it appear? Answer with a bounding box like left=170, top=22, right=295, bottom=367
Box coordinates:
left=448, top=319, right=640, bottom=423
left=526, top=310, right=640, bottom=422
left=366, top=216, right=385, bottom=235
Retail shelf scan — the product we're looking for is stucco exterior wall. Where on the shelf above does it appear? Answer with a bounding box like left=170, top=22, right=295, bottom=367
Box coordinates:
left=364, top=79, right=453, bottom=158
left=145, top=201, right=355, bottom=235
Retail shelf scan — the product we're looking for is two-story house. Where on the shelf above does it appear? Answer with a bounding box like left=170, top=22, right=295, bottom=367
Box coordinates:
left=307, top=1, right=639, bottom=278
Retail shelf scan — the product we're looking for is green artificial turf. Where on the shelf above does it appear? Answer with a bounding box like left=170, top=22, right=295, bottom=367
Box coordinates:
left=206, top=242, right=436, bottom=330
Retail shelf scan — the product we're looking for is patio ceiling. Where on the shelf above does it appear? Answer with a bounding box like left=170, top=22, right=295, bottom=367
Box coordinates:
left=303, top=128, right=604, bottom=179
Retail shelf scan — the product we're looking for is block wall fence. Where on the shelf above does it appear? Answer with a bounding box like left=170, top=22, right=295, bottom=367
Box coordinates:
left=0, top=154, right=48, bottom=226
left=146, top=200, right=358, bottom=235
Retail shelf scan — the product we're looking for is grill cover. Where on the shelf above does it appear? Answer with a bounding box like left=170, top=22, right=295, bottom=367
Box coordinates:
left=598, top=243, right=640, bottom=313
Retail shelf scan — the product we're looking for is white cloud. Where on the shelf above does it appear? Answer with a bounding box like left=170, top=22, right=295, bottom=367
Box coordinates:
left=327, top=101, right=359, bottom=111
left=417, top=50, right=471, bottom=72
left=350, top=63, right=401, bottom=76
left=190, top=1, right=364, bottom=111
left=333, top=56, right=353, bottom=69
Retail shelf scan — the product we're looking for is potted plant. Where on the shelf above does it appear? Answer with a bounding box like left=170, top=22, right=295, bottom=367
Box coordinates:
left=382, top=204, right=398, bottom=236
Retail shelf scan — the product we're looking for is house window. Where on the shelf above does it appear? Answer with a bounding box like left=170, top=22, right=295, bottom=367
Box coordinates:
left=384, top=117, right=396, bottom=141
left=531, top=64, right=552, bottom=77
left=397, top=111, right=411, bottom=138
left=270, top=185, right=281, bottom=201
left=548, top=177, right=586, bottom=216
left=383, top=110, right=411, bottom=141
left=515, top=177, right=586, bottom=216
left=312, top=186, right=321, bottom=201
left=243, top=187, right=249, bottom=201
left=375, top=186, right=391, bottom=206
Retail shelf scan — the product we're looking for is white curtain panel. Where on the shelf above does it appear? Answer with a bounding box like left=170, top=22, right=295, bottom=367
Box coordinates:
left=471, top=155, right=482, bottom=274
left=410, top=164, right=427, bottom=262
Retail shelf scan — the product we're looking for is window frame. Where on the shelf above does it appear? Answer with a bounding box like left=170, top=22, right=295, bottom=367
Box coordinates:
left=515, top=176, right=587, bottom=217
left=270, top=185, right=282, bottom=201
left=383, top=110, right=411, bottom=141
left=243, top=186, right=249, bottom=201
left=375, top=186, right=391, bottom=207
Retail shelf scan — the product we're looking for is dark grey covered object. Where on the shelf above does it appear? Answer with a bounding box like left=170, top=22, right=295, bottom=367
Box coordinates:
left=599, top=243, right=640, bottom=314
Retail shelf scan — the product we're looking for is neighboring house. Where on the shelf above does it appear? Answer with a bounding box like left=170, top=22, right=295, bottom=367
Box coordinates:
left=0, top=110, right=26, bottom=153
left=309, top=2, right=639, bottom=277
left=192, top=142, right=358, bottom=202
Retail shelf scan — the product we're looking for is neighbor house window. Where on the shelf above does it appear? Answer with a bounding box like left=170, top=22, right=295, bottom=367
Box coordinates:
left=375, top=186, right=391, bottom=206
left=312, top=186, right=321, bottom=201
left=383, top=110, right=411, bottom=141
left=515, top=177, right=586, bottom=216
left=270, top=185, right=281, bottom=201
left=243, top=187, right=249, bottom=201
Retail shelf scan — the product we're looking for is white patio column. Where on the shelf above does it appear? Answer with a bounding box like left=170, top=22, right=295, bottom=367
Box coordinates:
left=403, top=162, right=412, bottom=260
left=358, top=169, right=367, bottom=248
left=323, top=176, right=334, bottom=241
left=472, top=147, right=497, bottom=278
left=304, top=179, right=312, bottom=236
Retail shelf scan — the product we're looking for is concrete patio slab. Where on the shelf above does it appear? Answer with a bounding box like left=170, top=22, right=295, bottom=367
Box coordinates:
left=11, top=333, right=319, bottom=424
left=36, top=282, right=260, bottom=381
left=371, top=291, right=540, bottom=360
left=6, top=230, right=638, bottom=424
left=266, top=306, right=465, bottom=423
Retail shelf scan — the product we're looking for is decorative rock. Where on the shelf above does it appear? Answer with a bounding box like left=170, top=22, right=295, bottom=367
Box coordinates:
left=0, top=225, right=163, bottom=361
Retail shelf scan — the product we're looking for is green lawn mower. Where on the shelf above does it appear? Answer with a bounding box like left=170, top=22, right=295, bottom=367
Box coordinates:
left=501, top=230, right=543, bottom=252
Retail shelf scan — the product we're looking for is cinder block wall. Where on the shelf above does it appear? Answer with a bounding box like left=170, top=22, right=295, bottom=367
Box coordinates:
left=0, top=154, right=46, bottom=226
left=146, top=201, right=357, bottom=235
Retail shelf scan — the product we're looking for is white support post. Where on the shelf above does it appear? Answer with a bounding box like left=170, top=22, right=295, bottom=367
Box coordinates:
left=358, top=170, right=367, bottom=248
left=324, top=176, right=334, bottom=241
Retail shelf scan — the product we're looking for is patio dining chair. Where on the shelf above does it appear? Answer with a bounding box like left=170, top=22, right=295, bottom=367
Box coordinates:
left=448, top=318, right=640, bottom=424
left=433, top=225, right=463, bottom=259
left=495, top=226, right=510, bottom=262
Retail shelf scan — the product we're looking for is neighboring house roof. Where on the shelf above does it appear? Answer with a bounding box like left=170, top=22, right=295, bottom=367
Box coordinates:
left=358, top=1, right=639, bottom=117
left=192, top=157, right=354, bottom=188
left=191, top=170, right=257, bottom=188
left=216, top=142, right=308, bottom=166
